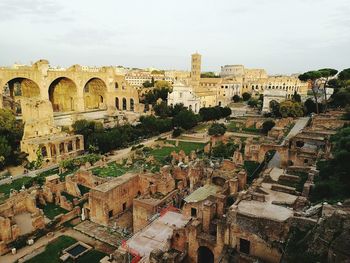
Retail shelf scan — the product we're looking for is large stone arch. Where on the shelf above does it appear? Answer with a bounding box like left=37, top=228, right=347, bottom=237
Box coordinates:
left=83, top=77, right=107, bottom=110
left=1, top=77, right=40, bottom=114
left=258, top=144, right=289, bottom=167
left=262, top=90, right=286, bottom=113
left=48, top=77, right=77, bottom=112
left=197, top=246, right=214, bottom=263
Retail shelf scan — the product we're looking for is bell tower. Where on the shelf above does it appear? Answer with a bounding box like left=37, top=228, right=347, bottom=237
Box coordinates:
left=191, top=53, right=201, bottom=88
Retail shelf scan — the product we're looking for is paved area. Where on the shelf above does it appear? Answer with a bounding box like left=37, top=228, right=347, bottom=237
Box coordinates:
left=13, top=213, right=33, bottom=235
left=74, top=220, right=125, bottom=247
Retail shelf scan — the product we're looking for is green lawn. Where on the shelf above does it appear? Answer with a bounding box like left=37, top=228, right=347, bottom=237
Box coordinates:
left=26, top=236, right=76, bottom=263
left=0, top=177, right=33, bottom=198
left=92, top=162, right=131, bottom=178
left=227, top=121, right=261, bottom=134
left=38, top=202, right=68, bottom=220
left=192, top=123, right=210, bottom=132
left=26, top=235, right=107, bottom=263
left=150, top=141, right=205, bottom=160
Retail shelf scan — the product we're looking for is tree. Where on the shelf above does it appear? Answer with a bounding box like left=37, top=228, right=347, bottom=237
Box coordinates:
left=171, top=103, right=186, bottom=117
left=299, top=69, right=338, bottom=113
left=279, top=100, right=304, bottom=117
left=331, top=87, right=350, bottom=108
left=212, top=142, right=237, bottom=158
left=0, top=109, right=24, bottom=168
left=208, top=123, right=226, bottom=136
left=242, top=92, right=251, bottom=101
left=232, top=95, right=241, bottom=103
left=220, top=107, right=232, bottom=118
left=153, top=101, right=171, bottom=118
left=142, top=80, right=153, bottom=88
left=247, top=98, right=258, bottom=108
left=318, top=68, right=338, bottom=111
left=172, top=128, right=183, bottom=138
left=199, top=106, right=231, bottom=121
left=269, top=100, right=281, bottom=117
left=155, top=80, right=171, bottom=89
left=173, top=109, right=199, bottom=130
left=299, top=71, right=322, bottom=114
left=261, top=120, right=275, bottom=134
left=292, top=91, right=301, bottom=103
left=200, top=72, right=219, bottom=78
left=338, top=68, right=350, bottom=85
left=0, top=136, right=11, bottom=169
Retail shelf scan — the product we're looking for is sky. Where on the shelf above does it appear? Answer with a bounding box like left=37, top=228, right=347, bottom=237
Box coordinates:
left=0, top=0, right=349, bottom=75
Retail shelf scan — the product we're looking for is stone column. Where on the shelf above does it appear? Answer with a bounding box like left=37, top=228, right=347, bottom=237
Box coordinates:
left=64, top=141, right=69, bottom=153
left=55, top=143, right=60, bottom=156
left=46, top=144, right=51, bottom=159
left=105, top=91, right=116, bottom=115
left=72, top=140, right=77, bottom=151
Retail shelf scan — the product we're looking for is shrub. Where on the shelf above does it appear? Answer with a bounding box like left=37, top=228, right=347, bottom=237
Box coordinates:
left=208, top=123, right=226, bottom=136
left=172, top=128, right=183, bottom=138
left=261, top=120, right=276, bottom=134
left=232, top=95, right=241, bottom=103
left=242, top=92, right=251, bottom=101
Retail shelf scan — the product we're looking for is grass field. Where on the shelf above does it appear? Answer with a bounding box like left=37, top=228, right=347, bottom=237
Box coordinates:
left=0, top=177, right=33, bottom=199
left=38, top=202, right=68, bottom=220
left=92, top=162, right=132, bottom=178
left=150, top=141, right=206, bottom=160
left=227, top=121, right=261, bottom=134
left=26, top=235, right=106, bottom=263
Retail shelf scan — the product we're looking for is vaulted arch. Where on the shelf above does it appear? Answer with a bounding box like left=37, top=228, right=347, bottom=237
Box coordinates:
left=2, top=77, right=40, bottom=114
left=83, top=77, right=107, bottom=110
left=48, top=77, right=77, bottom=112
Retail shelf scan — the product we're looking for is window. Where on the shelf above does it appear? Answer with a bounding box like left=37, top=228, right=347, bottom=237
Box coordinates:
left=240, top=238, right=250, bottom=254
left=191, top=207, right=197, bottom=217
left=67, top=141, right=73, bottom=152
left=123, top=202, right=127, bottom=211
left=115, top=97, right=119, bottom=109
left=122, top=98, right=127, bottom=110
left=130, top=98, right=134, bottom=111
left=179, top=92, right=183, bottom=98
left=41, top=146, right=47, bottom=157
left=109, top=210, right=113, bottom=218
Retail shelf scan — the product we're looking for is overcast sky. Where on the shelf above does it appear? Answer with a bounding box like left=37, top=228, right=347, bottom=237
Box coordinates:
left=0, top=0, right=349, bottom=74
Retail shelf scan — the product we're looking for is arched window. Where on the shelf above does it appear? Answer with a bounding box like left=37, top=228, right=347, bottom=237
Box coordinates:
left=130, top=98, right=134, bottom=111
left=115, top=97, right=119, bottom=109
left=122, top=98, right=127, bottom=110
left=115, top=82, right=119, bottom=89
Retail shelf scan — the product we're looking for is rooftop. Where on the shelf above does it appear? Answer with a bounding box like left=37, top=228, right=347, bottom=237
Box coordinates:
left=184, top=184, right=220, bottom=203
left=93, top=172, right=138, bottom=193
left=126, top=211, right=190, bottom=259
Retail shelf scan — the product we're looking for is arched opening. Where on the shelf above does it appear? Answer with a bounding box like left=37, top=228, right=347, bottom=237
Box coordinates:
left=212, top=176, right=225, bottom=187
left=197, top=246, right=214, bottom=263
left=130, top=98, right=134, bottom=111
left=122, top=98, right=127, bottom=110
left=83, top=78, right=107, bottom=110
left=2, top=77, right=40, bottom=114
left=49, top=77, right=77, bottom=112
left=115, top=97, right=119, bottom=109
left=295, top=141, right=305, bottom=148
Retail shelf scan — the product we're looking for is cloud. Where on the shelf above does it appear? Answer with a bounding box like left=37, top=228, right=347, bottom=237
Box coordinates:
left=0, top=0, right=73, bottom=23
